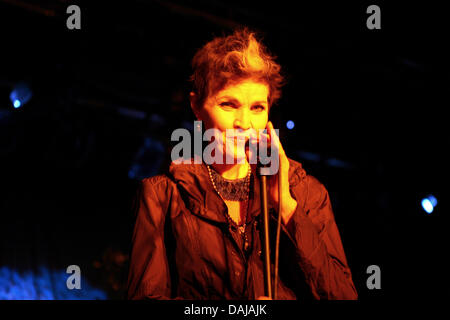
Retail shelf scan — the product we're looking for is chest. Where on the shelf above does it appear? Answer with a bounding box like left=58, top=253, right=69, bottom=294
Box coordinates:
left=223, top=199, right=249, bottom=225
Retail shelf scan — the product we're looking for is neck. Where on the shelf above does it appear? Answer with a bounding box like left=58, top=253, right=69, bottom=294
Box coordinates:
left=211, top=162, right=249, bottom=180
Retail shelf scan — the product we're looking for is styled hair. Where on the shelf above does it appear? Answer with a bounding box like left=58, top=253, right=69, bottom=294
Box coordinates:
left=190, top=27, right=284, bottom=110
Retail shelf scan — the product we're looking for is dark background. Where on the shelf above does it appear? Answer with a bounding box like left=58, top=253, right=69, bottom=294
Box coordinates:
left=0, top=0, right=447, bottom=300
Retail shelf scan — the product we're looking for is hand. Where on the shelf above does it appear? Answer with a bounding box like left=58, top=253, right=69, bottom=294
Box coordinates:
left=265, top=121, right=297, bottom=225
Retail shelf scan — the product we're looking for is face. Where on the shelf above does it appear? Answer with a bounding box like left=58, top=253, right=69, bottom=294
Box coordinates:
left=193, top=79, right=269, bottom=163
left=198, top=79, right=269, bottom=131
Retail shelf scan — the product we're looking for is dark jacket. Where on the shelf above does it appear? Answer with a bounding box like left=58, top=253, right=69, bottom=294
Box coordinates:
left=127, top=159, right=358, bottom=300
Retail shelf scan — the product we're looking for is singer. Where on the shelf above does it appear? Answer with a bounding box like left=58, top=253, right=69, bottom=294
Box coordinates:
left=126, top=28, right=358, bottom=300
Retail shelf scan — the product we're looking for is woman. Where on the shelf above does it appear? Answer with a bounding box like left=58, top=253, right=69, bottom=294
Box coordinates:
left=126, top=28, right=358, bottom=300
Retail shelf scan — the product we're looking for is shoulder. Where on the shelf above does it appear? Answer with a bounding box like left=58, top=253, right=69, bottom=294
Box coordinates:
left=287, top=158, right=329, bottom=209
left=140, top=174, right=177, bottom=198
left=287, top=159, right=335, bottom=234
left=287, top=158, right=307, bottom=186
left=142, top=174, right=172, bottom=186
left=136, top=174, right=183, bottom=221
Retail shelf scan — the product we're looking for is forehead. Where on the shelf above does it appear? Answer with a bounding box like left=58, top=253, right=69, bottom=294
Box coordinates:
left=216, top=80, right=269, bottom=101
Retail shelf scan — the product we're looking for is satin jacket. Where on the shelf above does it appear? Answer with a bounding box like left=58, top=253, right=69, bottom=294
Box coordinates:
left=126, top=159, right=358, bottom=300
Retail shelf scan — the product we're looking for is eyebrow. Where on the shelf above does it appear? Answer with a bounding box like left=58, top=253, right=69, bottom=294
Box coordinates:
left=217, top=96, right=268, bottom=105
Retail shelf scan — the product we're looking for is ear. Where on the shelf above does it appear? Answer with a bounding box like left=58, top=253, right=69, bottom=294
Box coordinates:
left=189, top=91, right=201, bottom=120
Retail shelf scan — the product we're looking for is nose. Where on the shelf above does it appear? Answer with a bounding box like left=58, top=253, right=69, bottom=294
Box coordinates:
left=233, top=107, right=251, bottom=130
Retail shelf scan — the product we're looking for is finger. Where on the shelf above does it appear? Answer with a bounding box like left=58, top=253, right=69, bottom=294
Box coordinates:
left=259, top=131, right=282, bottom=169
left=257, top=132, right=271, bottom=147
left=267, top=121, right=286, bottom=157
left=267, top=122, right=289, bottom=175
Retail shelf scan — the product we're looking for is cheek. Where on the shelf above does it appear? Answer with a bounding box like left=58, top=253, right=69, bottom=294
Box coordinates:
left=207, top=110, right=236, bottom=130
left=252, top=113, right=269, bottom=129
left=210, top=115, right=233, bottom=131
left=199, top=109, right=221, bottom=129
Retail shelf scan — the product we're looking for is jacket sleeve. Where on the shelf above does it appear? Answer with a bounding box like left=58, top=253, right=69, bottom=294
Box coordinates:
left=126, top=176, right=178, bottom=300
left=285, top=175, right=358, bottom=300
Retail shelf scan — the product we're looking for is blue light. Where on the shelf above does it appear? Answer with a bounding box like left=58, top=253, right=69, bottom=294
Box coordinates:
left=421, top=195, right=437, bottom=214
left=286, top=120, right=295, bottom=130
left=10, top=82, right=32, bottom=109
left=422, top=199, right=433, bottom=214
left=0, top=266, right=107, bottom=300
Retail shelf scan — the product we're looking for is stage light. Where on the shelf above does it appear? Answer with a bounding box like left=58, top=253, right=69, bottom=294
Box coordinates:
left=286, top=120, right=295, bottom=130
left=10, top=82, right=32, bottom=109
left=421, top=195, right=437, bottom=214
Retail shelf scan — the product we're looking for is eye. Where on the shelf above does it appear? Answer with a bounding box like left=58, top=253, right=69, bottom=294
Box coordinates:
left=252, top=105, right=266, bottom=111
left=219, top=102, right=236, bottom=108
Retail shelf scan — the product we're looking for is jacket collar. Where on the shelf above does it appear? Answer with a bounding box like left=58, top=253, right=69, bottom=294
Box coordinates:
left=168, top=159, right=306, bottom=225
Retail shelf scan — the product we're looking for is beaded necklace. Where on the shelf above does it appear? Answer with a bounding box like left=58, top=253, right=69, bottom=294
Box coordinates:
left=206, top=164, right=251, bottom=252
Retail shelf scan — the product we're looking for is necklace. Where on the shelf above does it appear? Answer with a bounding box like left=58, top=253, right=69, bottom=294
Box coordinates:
left=207, top=164, right=251, bottom=251
left=207, top=164, right=251, bottom=201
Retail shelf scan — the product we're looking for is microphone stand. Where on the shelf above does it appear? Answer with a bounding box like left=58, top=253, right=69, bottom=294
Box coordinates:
left=273, top=162, right=282, bottom=300
left=257, top=153, right=282, bottom=300
left=257, top=163, right=272, bottom=299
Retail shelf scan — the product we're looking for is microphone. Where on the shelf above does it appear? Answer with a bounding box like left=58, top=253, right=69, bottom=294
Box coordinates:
left=244, top=132, right=276, bottom=175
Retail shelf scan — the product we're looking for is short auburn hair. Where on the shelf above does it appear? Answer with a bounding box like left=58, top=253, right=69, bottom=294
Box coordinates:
left=190, top=27, right=285, bottom=110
